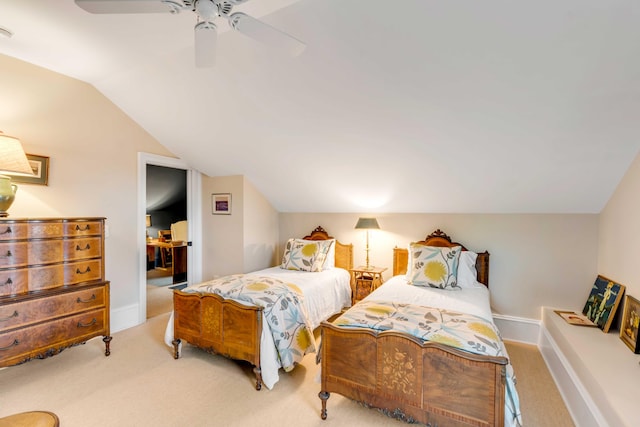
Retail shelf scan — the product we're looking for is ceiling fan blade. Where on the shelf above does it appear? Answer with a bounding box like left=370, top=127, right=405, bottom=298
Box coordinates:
left=75, top=0, right=185, bottom=14
left=194, top=22, right=217, bottom=68
left=228, top=12, right=306, bottom=57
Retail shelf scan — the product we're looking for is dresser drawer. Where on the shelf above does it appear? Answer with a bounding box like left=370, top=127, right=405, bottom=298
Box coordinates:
left=0, top=242, right=28, bottom=269
left=0, top=284, right=106, bottom=333
left=64, top=259, right=102, bottom=284
left=63, top=237, right=101, bottom=261
left=27, top=222, right=64, bottom=239
left=28, top=239, right=64, bottom=265
left=0, top=308, right=107, bottom=365
left=28, top=264, right=64, bottom=292
left=0, top=269, right=28, bottom=297
left=64, top=221, right=103, bottom=237
left=0, top=223, right=28, bottom=241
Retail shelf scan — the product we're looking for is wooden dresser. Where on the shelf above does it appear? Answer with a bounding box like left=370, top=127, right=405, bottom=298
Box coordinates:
left=0, top=218, right=111, bottom=367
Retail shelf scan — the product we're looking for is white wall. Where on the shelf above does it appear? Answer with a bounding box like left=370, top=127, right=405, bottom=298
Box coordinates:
left=279, top=213, right=598, bottom=319
left=599, top=151, right=640, bottom=300
left=1, top=54, right=175, bottom=313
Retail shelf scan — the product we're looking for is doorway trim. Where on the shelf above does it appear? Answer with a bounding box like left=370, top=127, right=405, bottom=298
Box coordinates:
left=137, top=152, right=202, bottom=324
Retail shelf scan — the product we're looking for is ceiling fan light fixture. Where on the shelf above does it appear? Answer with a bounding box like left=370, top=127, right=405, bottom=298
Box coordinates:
left=194, top=20, right=217, bottom=67
left=194, top=0, right=219, bottom=21
left=228, top=12, right=306, bottom=57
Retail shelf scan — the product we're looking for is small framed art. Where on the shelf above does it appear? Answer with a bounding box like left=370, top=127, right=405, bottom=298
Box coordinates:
left=582, top=275, right=625, bottom=333
left=212, top=193, right=231, bottom=215
left=7, top=153, right=49, bottom=186
left=554, top=310, right=596, bottom=327
left=620, top=295, right=640, bottom=354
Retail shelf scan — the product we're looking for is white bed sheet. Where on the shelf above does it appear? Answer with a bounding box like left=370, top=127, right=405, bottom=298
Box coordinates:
left=164, top=266, right=351, bottom=390
left=361, top=275, right=522, bottom=427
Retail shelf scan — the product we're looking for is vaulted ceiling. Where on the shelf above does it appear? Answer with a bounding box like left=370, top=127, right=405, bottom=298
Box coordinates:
left=1, top=0, right=639, bottom=213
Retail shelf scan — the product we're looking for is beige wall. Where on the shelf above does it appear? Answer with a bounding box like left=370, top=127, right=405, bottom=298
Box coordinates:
left=599, top=151, right=640, bottom=299
left=1, top=54, right=175, bottom=311
left=201, top=175, right=245, bottom=278
left=243, top=178, right=279, bottom=272
left=279, top=213, right=598, bottom=319
left=200, top=175, right=278, bottom=279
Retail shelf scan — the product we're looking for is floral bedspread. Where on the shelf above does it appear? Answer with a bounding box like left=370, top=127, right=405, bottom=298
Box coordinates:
left=185, top=274, right=316, bottom=371
left=333, top=300, right=503, bottom=356
left=332, top=300, right=523, bottom=426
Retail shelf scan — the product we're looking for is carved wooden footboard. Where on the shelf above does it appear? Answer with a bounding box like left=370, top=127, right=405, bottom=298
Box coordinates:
left=319, top=323, right=507, bottom=426
left=172, top=290, right=264, bottom=388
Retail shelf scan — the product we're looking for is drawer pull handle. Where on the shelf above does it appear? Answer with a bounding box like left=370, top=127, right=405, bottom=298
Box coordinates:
left=0, top=310, right=18, bottom=322
left=1, top=278, right=13, bottom=286
left=0, top=250, right=13, bottom=259
left=76, top=243, right=91, bottom=251
left=77, top=294, right=96, bottom=304
left=0, top=339, right=19, bottom=351
left=0, top=226, right=12, bottom=235
left=75, top=224, right=91, bottom=232
left=78, top=318, right=97, bottom=328
left=76, top=266, right=91, bottom=275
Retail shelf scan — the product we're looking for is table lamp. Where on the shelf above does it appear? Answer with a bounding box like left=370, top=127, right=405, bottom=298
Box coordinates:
left=355, top=217, right=380, bottom=270
left=0, top=134, right=34, bottom=218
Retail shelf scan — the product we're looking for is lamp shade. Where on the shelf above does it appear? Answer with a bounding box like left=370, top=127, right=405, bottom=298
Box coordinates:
left=355, top=217, right=380, bottom=230
left=145, top=214, right=152, bottom=227
left=0, top=134, right=33, bottom=175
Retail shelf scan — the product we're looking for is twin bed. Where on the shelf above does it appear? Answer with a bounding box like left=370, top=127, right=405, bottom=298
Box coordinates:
left=167, top=226, right=353, bottom=390
left=319, top=229, right=522, bottom=427
left=166, top=227, right=521, bottom=426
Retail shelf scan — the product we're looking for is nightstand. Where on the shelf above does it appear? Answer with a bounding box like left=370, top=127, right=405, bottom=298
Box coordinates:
left=350, top=266, right=387, bottom=304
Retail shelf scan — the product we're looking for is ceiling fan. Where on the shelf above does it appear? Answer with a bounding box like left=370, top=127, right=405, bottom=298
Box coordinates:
left=74, top=0, right=306, bottom=67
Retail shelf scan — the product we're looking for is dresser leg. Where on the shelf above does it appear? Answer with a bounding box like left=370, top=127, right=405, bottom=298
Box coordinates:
left=102, top=335, right=112, bottom=356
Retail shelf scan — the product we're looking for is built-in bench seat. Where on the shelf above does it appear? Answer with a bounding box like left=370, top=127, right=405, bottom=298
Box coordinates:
left=539, top=306, right=638, bottom=426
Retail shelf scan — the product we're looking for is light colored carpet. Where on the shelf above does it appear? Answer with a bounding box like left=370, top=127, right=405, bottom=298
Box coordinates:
left=147, top=269, right=173, bottom=286
left=146, top=269, right=174, bottom=319
left=0, top=314, right=574, bottom=426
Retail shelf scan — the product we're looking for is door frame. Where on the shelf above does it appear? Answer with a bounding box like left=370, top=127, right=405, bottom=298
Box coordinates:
left=137, top=152, right=202, bottom=323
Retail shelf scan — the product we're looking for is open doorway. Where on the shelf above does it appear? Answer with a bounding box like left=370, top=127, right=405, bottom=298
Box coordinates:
left=137, top=153, right=202, bottom=324
left=145, top=164, right=187, bottom=318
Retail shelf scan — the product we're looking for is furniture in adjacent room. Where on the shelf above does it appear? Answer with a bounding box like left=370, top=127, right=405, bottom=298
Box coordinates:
left=349, top=266, right=387, bottom=304
left=146, top=240, right=187, bottom=284
left=0, top=218, right=111, bottom=367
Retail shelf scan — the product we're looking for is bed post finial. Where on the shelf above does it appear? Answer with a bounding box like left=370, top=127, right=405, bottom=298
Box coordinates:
left=427, top=229, right=452, bottom=242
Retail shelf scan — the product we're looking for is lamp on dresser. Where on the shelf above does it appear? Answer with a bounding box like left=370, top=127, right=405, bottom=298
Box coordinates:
left=0, top=134, right=34, bottom=217
left=354, top=217, right=380, bottom=270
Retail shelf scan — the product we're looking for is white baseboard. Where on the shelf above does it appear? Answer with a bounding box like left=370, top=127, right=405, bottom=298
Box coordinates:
left=110, top=304, right=141, bottom=334
left=492, top=313, right=540, bottom=344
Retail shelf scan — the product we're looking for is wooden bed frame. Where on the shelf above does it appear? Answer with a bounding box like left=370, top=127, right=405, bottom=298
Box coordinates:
left=319, top=229, right=508, bottom=427
left=172, top=226, right=353, bottom=390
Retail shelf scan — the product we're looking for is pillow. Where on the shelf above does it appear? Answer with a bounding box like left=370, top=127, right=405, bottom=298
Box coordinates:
left=457, top=251, right=484, bottom=288
left=281, top=238, right=334, bottom=272
left=324, top=239, right=336, bottom=269
left=406, top=243, right=461, bottom=289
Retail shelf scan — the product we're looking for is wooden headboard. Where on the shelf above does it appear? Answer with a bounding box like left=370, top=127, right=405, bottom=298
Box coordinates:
left=302, top=226, right=353, bottom=271
left=392, top=229, right=490, bottom=287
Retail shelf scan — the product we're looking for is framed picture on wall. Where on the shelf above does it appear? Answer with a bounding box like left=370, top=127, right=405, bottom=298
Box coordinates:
left=6, top=153, right=49, bottom=186
left=620, top=295, right=640, bottom=353
left=582, top=275, right=625, bottom=333
left=212, top=193, right=231, bottom=215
